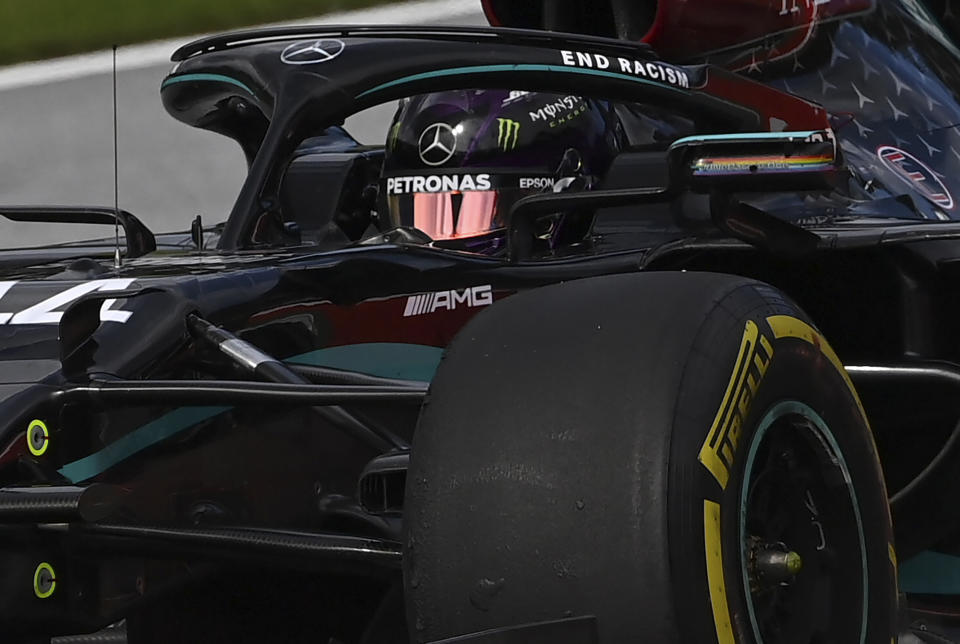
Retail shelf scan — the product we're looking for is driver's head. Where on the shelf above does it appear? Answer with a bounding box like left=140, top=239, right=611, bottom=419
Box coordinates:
left=381, top=89, right=622, bottom=251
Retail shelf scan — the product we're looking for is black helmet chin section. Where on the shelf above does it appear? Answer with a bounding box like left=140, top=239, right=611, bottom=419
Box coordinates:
left=483, top=0, right=658, bottom=41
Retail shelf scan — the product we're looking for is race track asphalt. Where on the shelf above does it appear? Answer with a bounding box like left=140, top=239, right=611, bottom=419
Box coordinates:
left=0, top=6, right=484, bottom=248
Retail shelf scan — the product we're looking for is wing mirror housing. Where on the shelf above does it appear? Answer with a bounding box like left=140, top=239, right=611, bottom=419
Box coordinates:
left=507, top=130, right=839, bottom=261
left=667, top=130, right=840, bottom=193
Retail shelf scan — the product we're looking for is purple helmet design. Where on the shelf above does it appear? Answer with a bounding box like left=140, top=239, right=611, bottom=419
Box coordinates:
left=381, top=89, right=622, bottom=249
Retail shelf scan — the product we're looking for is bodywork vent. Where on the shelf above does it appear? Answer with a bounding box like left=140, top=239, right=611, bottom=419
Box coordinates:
left=358, top=452, right=408, bottom=514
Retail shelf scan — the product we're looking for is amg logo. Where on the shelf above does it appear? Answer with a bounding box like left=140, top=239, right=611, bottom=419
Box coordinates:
left=403, top=285, right=493, bottom=317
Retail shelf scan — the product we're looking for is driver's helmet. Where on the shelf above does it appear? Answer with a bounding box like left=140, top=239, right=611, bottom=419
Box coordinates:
left=380, top=89, right=623, bottom=252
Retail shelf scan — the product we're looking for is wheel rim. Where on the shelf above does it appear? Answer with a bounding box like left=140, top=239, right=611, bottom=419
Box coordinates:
left=739, top=401, right=868, bottom=644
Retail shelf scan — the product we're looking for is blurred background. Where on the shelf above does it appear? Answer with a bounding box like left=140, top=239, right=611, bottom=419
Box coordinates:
left=0, top=0, right=481, bottom=246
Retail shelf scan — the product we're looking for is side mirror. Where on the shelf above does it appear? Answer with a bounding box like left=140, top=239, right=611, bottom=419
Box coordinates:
left=667, top=130, right=840, bottom=193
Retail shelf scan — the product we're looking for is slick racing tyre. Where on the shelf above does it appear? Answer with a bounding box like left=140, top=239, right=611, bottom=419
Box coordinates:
left=404, top=272, right=897, bottom=643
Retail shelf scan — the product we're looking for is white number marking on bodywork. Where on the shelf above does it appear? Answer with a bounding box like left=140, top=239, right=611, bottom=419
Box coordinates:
left=8, top=279, right=136, bottom=325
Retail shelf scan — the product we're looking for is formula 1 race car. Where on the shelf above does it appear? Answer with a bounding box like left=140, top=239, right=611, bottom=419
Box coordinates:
left=4, top=0, right=960, bottom=642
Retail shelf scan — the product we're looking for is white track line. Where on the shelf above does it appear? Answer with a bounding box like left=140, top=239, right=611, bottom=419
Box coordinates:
left=0, top=0, right=479, bottom=92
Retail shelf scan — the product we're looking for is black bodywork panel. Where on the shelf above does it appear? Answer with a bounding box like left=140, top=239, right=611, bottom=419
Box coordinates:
left=4, top=0, right=960, bottom=641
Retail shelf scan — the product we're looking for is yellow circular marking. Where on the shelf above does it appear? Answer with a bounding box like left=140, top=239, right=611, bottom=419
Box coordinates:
left=26, top=420, right=49, bottom=457
left=33, top=562, right=56, bottom=599
left=785, top=551, right=803, bottom=575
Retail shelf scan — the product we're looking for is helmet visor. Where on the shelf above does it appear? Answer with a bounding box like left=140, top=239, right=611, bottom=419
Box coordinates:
left=384, top=174, right=556, bottom=240
left=409, top=191, right=498, bottom=239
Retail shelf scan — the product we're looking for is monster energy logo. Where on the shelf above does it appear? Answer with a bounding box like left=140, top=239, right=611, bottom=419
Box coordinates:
left=388, top=122, right=402, bottom=151
left=497, top=118, right=520, bottom=151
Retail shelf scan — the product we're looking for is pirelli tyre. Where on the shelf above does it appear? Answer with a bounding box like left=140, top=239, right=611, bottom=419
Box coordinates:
left=403, top=272, right=897, bottom=643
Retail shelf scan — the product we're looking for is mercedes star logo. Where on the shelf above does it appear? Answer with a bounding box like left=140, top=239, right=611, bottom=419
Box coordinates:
left=418, top=123, right=458, bottom=166
left=280, top=39, right=346, bottom=65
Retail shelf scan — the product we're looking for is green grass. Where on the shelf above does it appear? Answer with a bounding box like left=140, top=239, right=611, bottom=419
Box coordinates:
left=0, top=0, right=392, bottom=65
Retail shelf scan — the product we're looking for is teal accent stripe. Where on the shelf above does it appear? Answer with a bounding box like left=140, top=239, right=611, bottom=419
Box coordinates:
left=288, top=343, right=443, bottom=382
left=900, top=550, right=960, bottom=594
left=161, top=73, right=254, bottom=95
left=57, top=343, right=442, bottom=483
left=357, top=64, right=686, bottom=99
left=59, top=406, right=229, bottom=483
left=672, top=131, right=820, bottom=146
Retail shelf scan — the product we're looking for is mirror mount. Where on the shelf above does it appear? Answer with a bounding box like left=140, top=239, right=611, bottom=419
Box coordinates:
left=506, top=130, right=839, bottom=261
